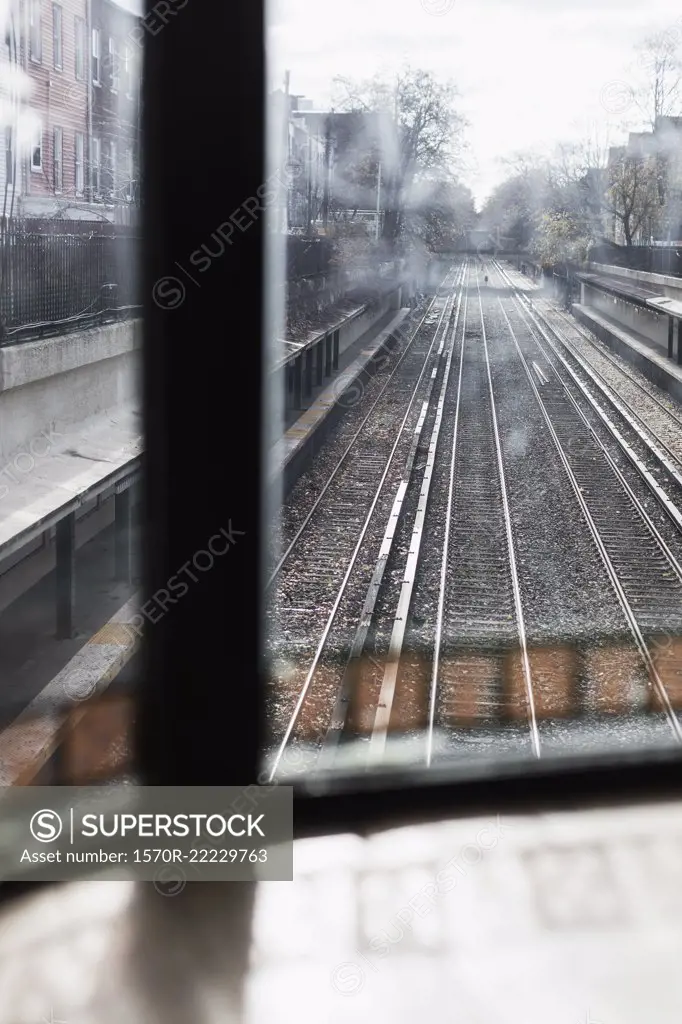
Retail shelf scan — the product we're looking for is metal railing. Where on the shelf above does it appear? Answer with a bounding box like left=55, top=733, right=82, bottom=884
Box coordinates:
left=0, top=219, right=142, bottom=345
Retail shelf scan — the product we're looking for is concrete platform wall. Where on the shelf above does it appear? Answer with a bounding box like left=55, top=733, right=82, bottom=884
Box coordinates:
left=338, top=289, right=399, bottom=357
left=583, top=284, right=669, bottom=351
left=587, top=262, right=682, bottom=301
left=0, top=320, right=142, bottom=465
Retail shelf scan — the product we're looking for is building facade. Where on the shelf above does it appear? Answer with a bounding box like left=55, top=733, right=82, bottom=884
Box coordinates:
left=0, top=0, right=141, bottom=221
left=90, top=0, right=141, bottom=221
left=271, top=80, right=393, bottom=238
left=607, top=118, right=682, bottom=246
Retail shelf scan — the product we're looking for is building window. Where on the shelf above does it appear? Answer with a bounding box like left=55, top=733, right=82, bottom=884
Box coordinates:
left=5, top=126, right=14, bottom=186
left=31, top=125, right=42, bottom=171
left=52, top=4, right=62, bottom=69
left=29, top=0, right=41, bottom=62
left=92, top=28, right=100, bottom=84
left=109, top=36, right=119, bottom=91
left=126, top=147, right=134, bottom=199
left=91, top=136, right=101, bottom=195
left=75, top=132, right=84, bottom=194
left=53, top=127, right=62, bottom=191
left=74, top=16, right=85, bottom=79
left=123, top=43, right=133, bottom=96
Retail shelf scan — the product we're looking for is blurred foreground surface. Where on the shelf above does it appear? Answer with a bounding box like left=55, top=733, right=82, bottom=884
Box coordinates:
left=0, top=797, right=681, bottom=1022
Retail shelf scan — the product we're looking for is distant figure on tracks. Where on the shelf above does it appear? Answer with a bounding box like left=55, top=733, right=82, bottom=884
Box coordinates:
left=484, top=275, right=488, bottom=284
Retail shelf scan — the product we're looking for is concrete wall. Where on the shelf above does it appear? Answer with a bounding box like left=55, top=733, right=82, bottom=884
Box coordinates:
left=583, top=284, right=669, bottom=351
left=338, top=289, right=398, bottom=357
left=588, top=262, right=682, bottom=301
left=0, top=319, right=142, bottom=464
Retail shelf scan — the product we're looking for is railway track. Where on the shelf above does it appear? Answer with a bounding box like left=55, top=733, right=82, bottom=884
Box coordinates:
left=543, top=301, right=682, bottom=469
left=266, top=262, right=466, bottom=777
left=425, top=269, right=539, bottom=762
left=266, top=258, right=682, bottom=780
left=269, top=271, right=458, bottom=584
left=523, top=297, right=682, bottom=538
left=491, top=260, right=682, bottom=739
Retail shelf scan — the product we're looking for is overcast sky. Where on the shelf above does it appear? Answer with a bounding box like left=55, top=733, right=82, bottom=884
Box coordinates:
left=268, top=0, right=680, bottom=206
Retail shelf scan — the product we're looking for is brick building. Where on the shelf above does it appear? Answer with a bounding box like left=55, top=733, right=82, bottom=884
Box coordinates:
left=0, top=0, right=141, bottom=221
left=90, top=0, right=141, bottom=219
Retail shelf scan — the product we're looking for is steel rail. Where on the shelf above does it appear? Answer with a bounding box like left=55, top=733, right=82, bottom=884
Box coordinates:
left=476, top=270, right=541, bottom=758
left=267, top=264, right=466, bottom=780
left=368, top=263, right=468, bottom=762
left=492, top=261, right=682, bottom=741
left=267, top=267, right=457, bottom=589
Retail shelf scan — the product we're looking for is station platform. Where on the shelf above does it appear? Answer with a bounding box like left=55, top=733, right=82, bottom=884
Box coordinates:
left=0, top=593, right=140, bottom=785
left=0, top=405, right=141, bottom=562
left=577, top=268, right=665, bottom=306
left=568, top=263, right=682, bottom=401
left=573, top=303, right=682, bottom=404
left=269, top=307, right=411, bottom=497
left=0, top=406, right=143, bottom=783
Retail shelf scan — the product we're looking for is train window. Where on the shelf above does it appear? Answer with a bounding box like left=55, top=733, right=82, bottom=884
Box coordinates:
left=263, top=0, right=682, bottom=793
left=3, top=0, right=678, bottom=814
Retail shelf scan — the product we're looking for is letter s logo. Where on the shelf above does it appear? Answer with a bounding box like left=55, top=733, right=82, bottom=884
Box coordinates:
left=30, top=809, right=63, bottom=842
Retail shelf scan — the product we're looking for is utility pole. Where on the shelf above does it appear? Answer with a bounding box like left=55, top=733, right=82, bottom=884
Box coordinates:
left=305, top=133, right=312, bottom=235
left=322, top=111, right=332, bottom=232
left=282, top=70, right=290, bottom=233
left=375, top=160, right=381, bottom=242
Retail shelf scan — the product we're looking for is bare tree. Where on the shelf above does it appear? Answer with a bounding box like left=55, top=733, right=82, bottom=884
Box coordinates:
left=634, top=29, right=682, bottom=129
left=405, top=177, right=476, bottom=253
left=333, top=66, right=466, bottom=244
left=478, top=160, right=550, bottom=252
left=606, top=153, right=660, bottom=246
left=479, top=134, right=613, bottom=263
left=543, top=137, right=612, bottom=248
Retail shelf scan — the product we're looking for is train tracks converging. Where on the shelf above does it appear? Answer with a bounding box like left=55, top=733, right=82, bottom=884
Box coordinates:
left=265, top=257, right=682, bottom=779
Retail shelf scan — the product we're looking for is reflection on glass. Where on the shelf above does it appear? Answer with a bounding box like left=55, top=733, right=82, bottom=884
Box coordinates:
left=0, top=0, right=142, bottom=786
left=265, top=1, right=682, bottom=780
